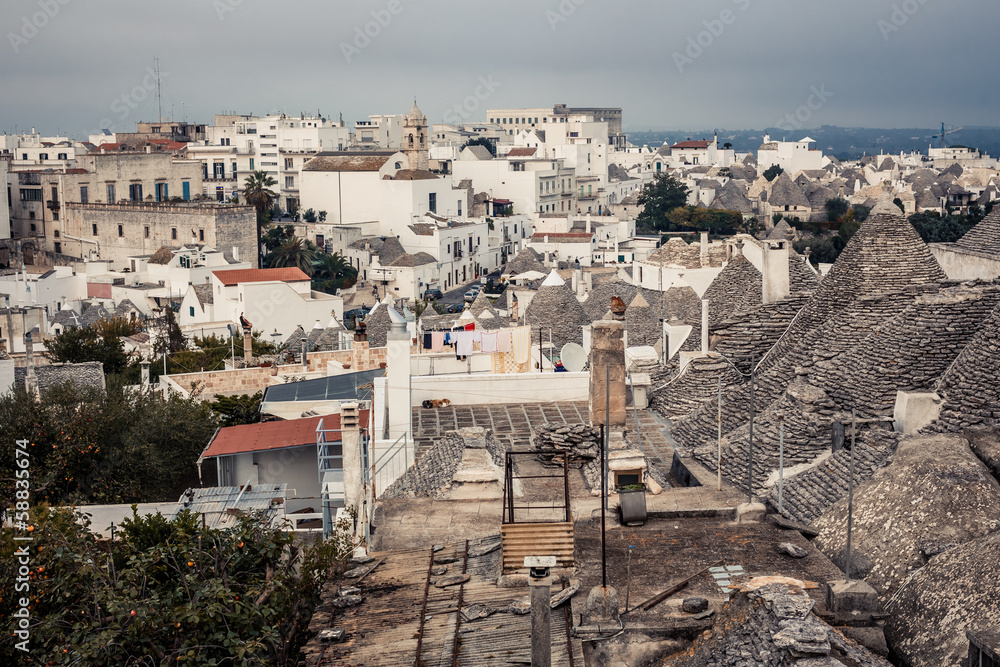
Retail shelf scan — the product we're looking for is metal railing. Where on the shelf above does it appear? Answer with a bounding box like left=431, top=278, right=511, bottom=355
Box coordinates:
left=368, top=432, right=410, bottom=500
left=502, top=451, right=571, bottom=524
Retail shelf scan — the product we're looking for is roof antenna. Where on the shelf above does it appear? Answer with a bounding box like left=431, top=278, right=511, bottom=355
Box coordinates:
left=155, top=57, right=163, bottom=123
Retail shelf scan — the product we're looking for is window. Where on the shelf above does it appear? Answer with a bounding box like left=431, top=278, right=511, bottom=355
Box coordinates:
left=118, top=224, right=124, bottom=237
left=182, top=181, right=190, bottom=200
left=284, top=158, right=293, bottom=169
left=232, top=161, right=237, bottom=178
left=39, top=153, right=48, bottom=160
left=428, top=192, right=436, bottom=213
left=144, top=226, right=150, bottom=238
left=285, top=176, right=294, bottom=188
left=129, top=183, right=143, bottom=201
left=20, top=189, right=41, bottom=201
left=171, top=228, right=177, bottom=240
left=151, top=126, right=160, bottom=133
left=53, top=230, right=59, bottom=237
left=106, top=183, right=115, bottom=203
left=155, top=183, right=168, bottom=201
left=22, top=154, right=27, bottom=160
left=92, top=223, right=98, bottom=235
left=213, top=162, right=224, bottom=179
left=57, top=153, right=67, bottom=160
left=190, top=306, right=195, bottom=317
left=199, top=229, right=205, bottom=242
left=249, top=158, right=254, bottom=170
left=29, top=223, right=36, bottom=231
left=80, top=186, right=88, bottom=203
left=52, top=210, right=58, bottom=221
left=457, top=200, right=462, bottom=217
left=54, top=242, right=61, bottom=253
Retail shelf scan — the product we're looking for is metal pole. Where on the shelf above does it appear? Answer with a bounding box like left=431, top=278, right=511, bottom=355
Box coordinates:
left=625, top=545, right=635, bottom=611
left=845, top=408, right=856, bottom=583
left=748, top=356, right=755, bottom=502
left=717, top=376, right=722, bottom=491
left=538, top=326, right=543, bottom=371
left=778, top=417, right=785, bottom=514
left=600, top=423, right=607, bottom=589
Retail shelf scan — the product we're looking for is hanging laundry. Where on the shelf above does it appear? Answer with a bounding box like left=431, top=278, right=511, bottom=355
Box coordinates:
left=423, top=333, right=433, bottom=350
left=464, top=322, right=476, bottom=331
left=443, top=332, right=452, bottom=346
left=480, top=331, right=499, bottom=354
left=513, top=326, right=532, bottom=365
left=454, top=331, right=475, bottom=357
left=432, top=331, right=446, bottom=351
left=497, top=329, right=512, bottom=353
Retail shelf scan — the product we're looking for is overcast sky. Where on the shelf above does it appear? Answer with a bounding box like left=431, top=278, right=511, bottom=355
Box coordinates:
left=2, top=0, right=996, bottom=138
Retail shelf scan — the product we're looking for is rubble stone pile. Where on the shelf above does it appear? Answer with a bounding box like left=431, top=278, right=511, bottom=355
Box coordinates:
left=532, top=424, right=601, bottom=467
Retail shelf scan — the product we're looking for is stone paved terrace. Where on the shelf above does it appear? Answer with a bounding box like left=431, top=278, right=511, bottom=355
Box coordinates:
left=411, top=401, right=675, bottom=476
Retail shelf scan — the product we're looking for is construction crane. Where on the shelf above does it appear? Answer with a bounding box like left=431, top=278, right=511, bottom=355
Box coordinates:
left=931, top=122, right=964, bottom=149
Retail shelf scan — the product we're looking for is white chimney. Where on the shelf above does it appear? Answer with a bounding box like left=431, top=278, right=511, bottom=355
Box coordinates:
left=700, top=231, right=709, bottom=266
left=586, top=213, right=592, bottom=233
left=761, top=241, right=790, bottom=304
left=340, top=402, right=363, bottom=524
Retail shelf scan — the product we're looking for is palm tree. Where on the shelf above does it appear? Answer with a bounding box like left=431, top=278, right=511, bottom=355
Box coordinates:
left=266, top=237, right=316, bottom=275
left=242, top=170, right=277, bottom=267
left=311, top=252, right=358, bottom=293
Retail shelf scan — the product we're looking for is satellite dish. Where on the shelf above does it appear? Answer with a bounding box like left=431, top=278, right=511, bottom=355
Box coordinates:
left=560, top=343, right=586, bottom=373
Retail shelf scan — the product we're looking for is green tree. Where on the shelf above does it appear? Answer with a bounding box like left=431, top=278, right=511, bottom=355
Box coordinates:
left=851, top=203, right=872, bottom=223
left=636, top=172, right=690, bottom=231
left=825, top=197, right=850, bottom=222
left=265, top=237, right=317, bottom=274
left=908, top=211, right=975, bottom=243
left=302, top=208, right=317, bottom=223
left=209, top=391, right=262, bottom=426
left=243, top=170, right=278, bottom=267
left=0, top=505, right=361, bottom=666
left=763, top=165, right=784, bottom=182
left=263, top=224, right=296, bottom=254
left=311, top=252, right=358, bottom=294
left=665, top=206, right=743, bottom=234
left=318, top=210, right=327, bottom=222
left=46, top=326, right=129, bottom=375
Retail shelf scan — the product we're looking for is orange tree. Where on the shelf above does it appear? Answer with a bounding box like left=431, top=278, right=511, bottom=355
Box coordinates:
left=0, top=505, right=356, bottom=665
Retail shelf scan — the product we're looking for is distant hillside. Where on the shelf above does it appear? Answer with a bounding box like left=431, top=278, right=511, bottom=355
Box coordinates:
left=624, top=126, right=1000, bottom=162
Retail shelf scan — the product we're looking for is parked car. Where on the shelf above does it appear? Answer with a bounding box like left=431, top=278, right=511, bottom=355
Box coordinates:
left=464, top=289, right=480, bottom=302
left=423, top=288, right=443, bottom=300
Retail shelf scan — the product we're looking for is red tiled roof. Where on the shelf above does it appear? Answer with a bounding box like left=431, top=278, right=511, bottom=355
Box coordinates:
left=201, top=411, right=369, bottom=458
left=507, top=147, right=537, bottom=157
left=212, top=267, right=310, bottom=286
left=671, top=140, right=712, bottom=149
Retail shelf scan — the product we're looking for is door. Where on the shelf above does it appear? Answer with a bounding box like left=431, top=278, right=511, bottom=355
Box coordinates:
left=182, top=181, right=190, bottom=201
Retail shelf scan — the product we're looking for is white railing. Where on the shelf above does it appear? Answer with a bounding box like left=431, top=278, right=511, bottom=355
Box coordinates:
left=369, top=433, right=410, bottom=499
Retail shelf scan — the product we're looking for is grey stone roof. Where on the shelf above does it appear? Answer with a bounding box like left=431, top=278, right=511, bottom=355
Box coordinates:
left=113, top=298, right=143, bottom=318
left=925, top=297, right=1000, bottom=433
left=624, top=291, right=659, bottom=347
left=768, top=219, right=794, bottom=241
left=363, top=301, right=393, bottom=348
left=347, top=236, right=385, bottom=252
left=664, top=581, right=891, bottom=667
left=955, top=208, right=1000, bottom=255
left=192, top=285, right=213, bottom=307
left=884, top=526, right=1000, bottom=667
left=388, top=251, right=436, bottom=267
left=523, top=279, right=588, bottom=349
left=50, top=308, right=82, bottom=328
left=644, top=237, right=727, bottom=268
left=660, top=284, right=702, bottom=324
left=15, top=361, right=106, bottom=394
left=79, top=303, right=110, bottom=326
left=503, top=246, right=545, bottom=276
left=710, top=179, right=754, bottom=215
left=768, top=172, right=812, bottom=208
left=376, top=236, right=407, bottom=265
left=728, top=163, right=757, bottom=181
left=702, top=254, right=762, bottom=327
left=814, top=433, right=1000, bottom=607
left=463, top=145, right=492, bottom=160
left=582, top=277, right=637, bottom=322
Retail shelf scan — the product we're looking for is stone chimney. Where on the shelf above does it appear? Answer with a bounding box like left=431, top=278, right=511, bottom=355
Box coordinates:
left=761, top=240, right=790, bottom=304
left=24, top=331, right=37, bottom=396
left=589, top=319, right=626, bottom=429
left=700, top=231, right=709, bottom=266
left=242, top=327, right=253, bottom=364
left=140, top=360, right=151, bottom=387
left=340, top=402, right=363, bottom=525
left=586, top=213, right=592, bottom=233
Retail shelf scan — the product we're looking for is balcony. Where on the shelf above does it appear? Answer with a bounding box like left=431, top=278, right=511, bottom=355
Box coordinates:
left=46, top=199, right=60, bottom=210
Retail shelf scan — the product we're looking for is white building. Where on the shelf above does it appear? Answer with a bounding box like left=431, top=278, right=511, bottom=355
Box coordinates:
left=0, top=131, right=79, bottom=168
left=756, top=136, right=827, bottom=173
left=204, top=113, right=351, bottom=213
left=177, top=267, right=343, bottom=340
left=353, top=114, right=403, bottom=150
left=452, top=151, right=577, bottom=216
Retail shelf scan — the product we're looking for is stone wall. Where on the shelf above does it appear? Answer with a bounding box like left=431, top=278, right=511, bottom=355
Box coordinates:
left=163, top=341, right=388, bottom=398
left=64, top=202, right=256, bottom=268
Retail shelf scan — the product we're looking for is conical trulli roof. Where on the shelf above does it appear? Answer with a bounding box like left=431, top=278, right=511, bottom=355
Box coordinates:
left=701, top=254, right=762, bottom=328
left=625, top=291, right=658, bottom=347
left=582, top=277, right=637, bottom=322
left=955, top=207, right=1000, bottom=255
left=469, top=290, right=494, bottom=318
left=524, top=273, right=588, bottom=348
left=925, top=300, right=1000, bottom=433
left=788, top=249, right=820, bottom=293
left=759, top=199, right=945, bottom=372
left=504, top=246, right=545, bottom=275
left=363, top=300, right=393, bottom=347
